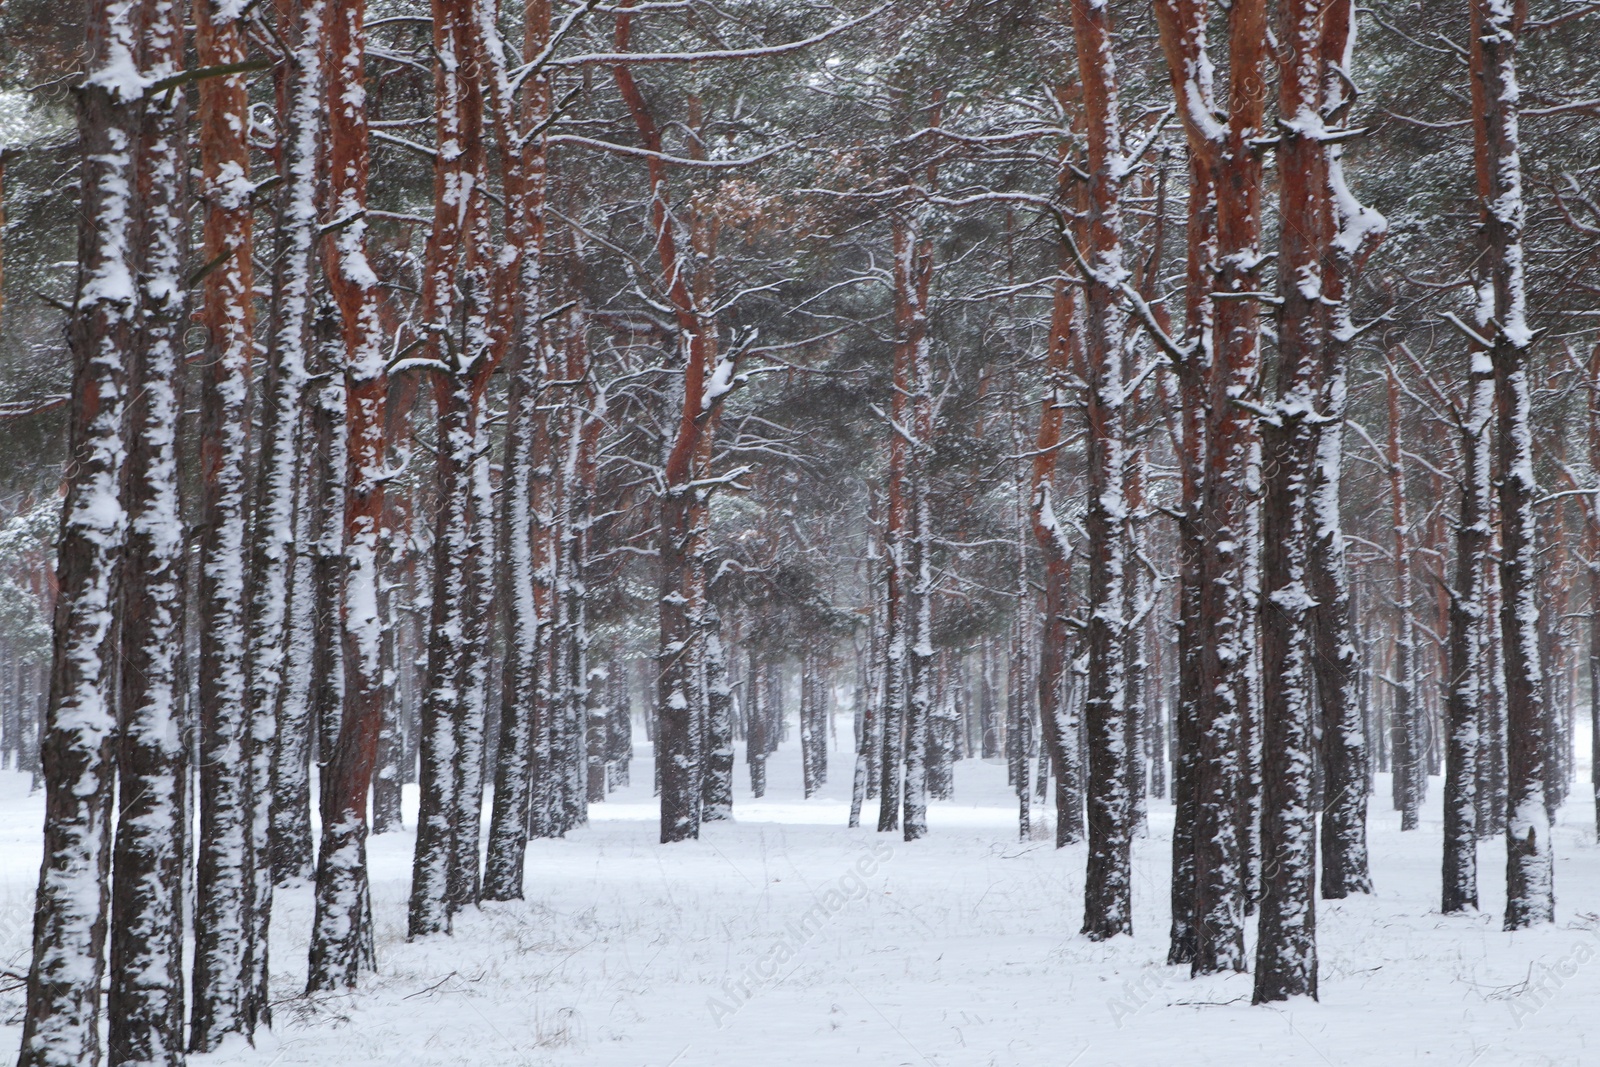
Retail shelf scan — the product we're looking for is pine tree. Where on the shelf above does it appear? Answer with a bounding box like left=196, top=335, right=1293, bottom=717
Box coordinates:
left=1312, top=1, right=1382, bottom=897
left=1467, top=0, right=1555, bottom=931
left=190, top=0, right=261, bottom=1044
left=107, top=1, right=189, bottom=1059
left=308, top=0, right=391, bottom=989
left=17, top=1, right=140, bottom=1060
left=1252, top=0, right=1335, bottom=1001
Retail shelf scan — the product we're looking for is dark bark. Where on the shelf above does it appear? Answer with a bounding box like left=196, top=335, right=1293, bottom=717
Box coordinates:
left=1442, top=354, right=1493, bottom=914
left=1252, top=0, right=1330, bottom=998
left=190, top=1, right=260, bottom=1044
left=1466, top=0, right=1553, bottom=930
left=17, top=2, right=139, bottom=1060
left=307, top=0, right=390, bottom=989
left=108, top=5, right=189, bottom=1058
left=702, top=614, right=735, bottom=820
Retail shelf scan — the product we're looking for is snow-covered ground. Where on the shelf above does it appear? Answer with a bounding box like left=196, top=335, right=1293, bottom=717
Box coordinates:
left=3, top=720, right=1599, bottom=1065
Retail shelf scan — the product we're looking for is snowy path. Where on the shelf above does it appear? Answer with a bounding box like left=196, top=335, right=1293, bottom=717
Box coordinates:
left=3, top=722, right=1600, bottom=1065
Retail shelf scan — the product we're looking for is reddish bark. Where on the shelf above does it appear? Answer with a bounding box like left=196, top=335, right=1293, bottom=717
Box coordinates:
left=308, top=0, right=392, bottom=989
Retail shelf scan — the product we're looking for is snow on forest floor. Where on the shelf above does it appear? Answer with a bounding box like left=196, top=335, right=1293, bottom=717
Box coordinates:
left=3, top=722, right=1600, bottom=1065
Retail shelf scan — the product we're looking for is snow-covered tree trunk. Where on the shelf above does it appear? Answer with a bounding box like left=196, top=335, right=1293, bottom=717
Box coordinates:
left=481, top=0, right=551, bottom=900
left=899, top=209, right=936, bottom=844
left=607, top=661, right=633, bottom=789
left=980, top=639, right=1000, bottom=760
left=876, top=125, right=939, bottom=840
left=407, top=0, right=497, bottom=933
left=1161, top=157, right=1212, bottom=967
left=552, top=309, right=597, bottom=836
left=1384, top=368, right=1423, bottom=831
left=1311, top=370, right=1370, bottom=897
left=17, top=1, right=139, bottom=1060
left=108, top=3, right=188, bottom=1058
left=1195, top=0, right=1267, bottom=967
left=483, top=333, right=541, bottom=898
left=310, top=320, right=350, bottom=792
left=1476, top=561, right=1508, bottom=839
left=800, top=647, right=826, bottom=799
left=278, top=312, right=347, bottom=887
left=409, top=391, right=472, bottom=937
left=1443, top=349, right=1494, bottom=914
left=849, top=572, right=881, bottom=828
left=448, top=41, right=497, bottom=918
left=449, top=397, right=495, bottom=907
left=1311, top=3, right=1380, bottom=897
left=1252, top=0, right=1331, bottom=1000
left=702, top=608, right=735, bottom=819
left=308, top=0, right=391, bottom=989
left=1031, top=203, right=1080, bottom=848
left=1588, top=344, right=1600, bottom=838
left=372, top=489, right=409, bottom=836
left=1467, top=0, right=1553, bottom=931
left=876, top=488, right=906, bottom=831
left=269, top=436, right=319, bottom=884
left=191, top=0, right=261, bottom=1043
left=747, top=658, right=767, bottom=799
left=241, top=0, right=327, bottom=1022
left=611, top=38, right=735, bottom=844
left=1069, top=0, right=1133, bottom=940
left=1155, top=0, right=1269, bottom=974
left=1124, top=452, right=1150, bottom=841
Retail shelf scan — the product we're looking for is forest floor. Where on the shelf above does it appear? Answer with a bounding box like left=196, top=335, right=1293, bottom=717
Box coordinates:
left=3, top=724, right=1599, bottom=1066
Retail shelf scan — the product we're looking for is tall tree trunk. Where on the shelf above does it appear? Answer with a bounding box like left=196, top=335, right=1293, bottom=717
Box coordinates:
left=17, top=0, right=139, bottom=1059
left=801, top=647, right=825, bottom=799
left=410, top=393, right=473, bottom=937
left=1312, top=0, right=1381, bottom=899
left=270, top=426, right=320, bottom=885
left=1253, top=0, right=1331, bottom=1000
left=1587, top=344, right=1600, bottom=839
left=308, top=0, right=391, bottom=989
left=1154, top=0, right=1265, bottom=974
left=1468, top=0, right=1553, bottom=930
left=1032, top=136, right=1081, bottom=849
left=1159, top=141, right=1214, bottom=967
left=1069, top=0, right=1133, bottom=940
left=612, top=13, right=733, bottom=844
left=877, top=471, right=906, bottom=832
left=900, top=210, right=936, bottom=843
left=1124, top=452, right=1150, bottom=841
left=108, top=3, right=188, bottom=1059
left=1443, top=349, right=1494, bottom=913
left=409, top=0, right=497, bottom=932
left=747, top=658, right=767, bottom=798
left=191, top=0, right=260, bottom=1044
left=1385, top=367, right=1423, bottom=830
left=481, top=0, right=551, bottom=901
left=849, top=563, right=881, bottom=828
left=702, top=609, right=736, bottom=819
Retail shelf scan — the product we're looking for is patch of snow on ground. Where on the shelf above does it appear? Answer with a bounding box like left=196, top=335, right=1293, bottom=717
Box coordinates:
left=2, top=717, right=1599, bottom=1064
